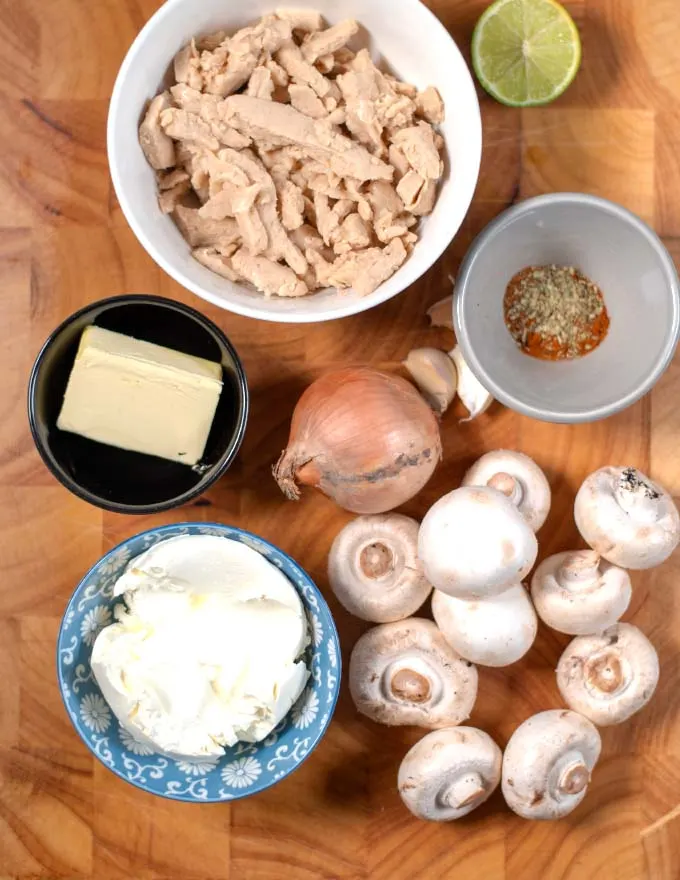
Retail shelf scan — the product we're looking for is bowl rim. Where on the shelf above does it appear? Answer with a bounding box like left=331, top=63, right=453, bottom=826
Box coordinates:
left=56, top=522, right=343, bottom=802
left=106, top=0, right=482, bottom=324
left=453, top=192, right=680, bottom=424
left=27, top=294, right=250, bottom=514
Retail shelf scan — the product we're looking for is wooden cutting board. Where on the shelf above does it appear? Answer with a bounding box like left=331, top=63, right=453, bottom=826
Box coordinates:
left=1, top=0, right=678, bottom=877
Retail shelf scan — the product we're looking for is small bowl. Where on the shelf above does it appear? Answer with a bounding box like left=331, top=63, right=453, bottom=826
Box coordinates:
left=454, top=194, right=680, bottom=423
left=57, top=522, right=341, bottom=802
left=107, top=0, right=481, bottom=323
left=28, top=295, right=248, bottom=513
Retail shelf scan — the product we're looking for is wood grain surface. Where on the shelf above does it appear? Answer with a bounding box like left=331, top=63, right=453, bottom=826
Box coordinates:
left=1, top=0, right=679, bottom=878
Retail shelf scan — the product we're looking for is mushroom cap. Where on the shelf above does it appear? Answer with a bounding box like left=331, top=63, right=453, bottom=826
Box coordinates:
left=462, top=450, right=551, bottom=532
left=502, top=709, right=602, bottom=820
left=531, top=550, right=632, bottom=636
left=348, top=618, right=478, bottom=728
left=575, top=466, right=680, bottom=569
left=398, top=727, right=502, bottom=821
left=328, top=514, right=432, bottom=623
left=418, top=486, right=538, bottom=599
left=432, top=582, right=537, bottom=667
left=556, top=623, right=659, bottom=726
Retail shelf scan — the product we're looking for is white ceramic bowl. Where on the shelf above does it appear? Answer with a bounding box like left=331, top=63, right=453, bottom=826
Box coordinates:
left=108, top=0, right=481, bottom=323
left=454, top=194, right=680, bottom=423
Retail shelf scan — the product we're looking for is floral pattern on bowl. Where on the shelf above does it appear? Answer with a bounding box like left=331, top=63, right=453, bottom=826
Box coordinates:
left=57, top=522, right=341, bottom=803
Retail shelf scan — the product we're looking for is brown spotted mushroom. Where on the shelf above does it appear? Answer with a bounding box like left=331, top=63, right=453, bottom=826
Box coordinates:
left=502, top=709, right=602, bottom=820
left=398, top=727, right=502, bottom=821
left=575, top=466, right=680, bottom=569
left=556, top=623, right=659, bottom=726
left=348, top=619, right=478, bottom=728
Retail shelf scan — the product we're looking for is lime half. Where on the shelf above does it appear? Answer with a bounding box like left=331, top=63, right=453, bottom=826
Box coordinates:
left=472, top=0, right=581, bottom=107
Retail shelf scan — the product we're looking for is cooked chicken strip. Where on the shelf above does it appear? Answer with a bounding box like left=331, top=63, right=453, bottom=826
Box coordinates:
left=235, top=207, right=269, bottom=254
left=160, top=108, right=220, bottom=151
left=416, top=86, right=445, bottom=124
left=219, top=147, right=307, bottom=275
left=396, top=170, right=424, bottom=209
left=158, top=179, right=191, bottom=214
left=388, top=143, right=410, bottom=179
left=275, top=8, right=324, bottom=32
left=276, top=40, right=330, bottom=97
left=173, top=205, right=241, bottom=250
left=247, top=66, right=275, bottom=99
left=222, top=96, right=393, bottom=182
left=205, top=18, right=292, bottom=96
left=288, top=83, right=327, bottom=118
left=367, top=180, right=404, bottom=217
left=308, top=238, right=407, bottom=295
left=316, top=53, right=335, bottom=74
left=333, top=213, right=372, bottom=255
left=391, top=121, right=443, bottom=180
left=157, top=168, right=190, bottom=192
left=198, top=183, right=262, bottom=220
left=289, top=223, right=325, bottom=253
left=174, top=41, right=202, bottom=89
left=193, top=247, right=242, bottom=281
left=231, top=249, right=308, bottom=297
left=279, top=180, right=305, bottom=230
left=265, top=56, right=290, bottom=87
left=139, top=93, right=176, bottom=170
left=301, top=19, right=359, bottom=64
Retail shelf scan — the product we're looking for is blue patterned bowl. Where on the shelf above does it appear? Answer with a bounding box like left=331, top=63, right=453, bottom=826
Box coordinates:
left=57, top=523, right=341, bottom=802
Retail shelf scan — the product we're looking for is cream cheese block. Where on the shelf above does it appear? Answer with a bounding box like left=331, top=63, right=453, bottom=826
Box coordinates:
left=90, top=535, right=310, bottom=757
left=57, top=325, right=223, bottom=465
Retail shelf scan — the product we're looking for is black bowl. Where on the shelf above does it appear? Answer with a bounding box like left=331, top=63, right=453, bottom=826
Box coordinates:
left=28, top=295, right=249, bottom=514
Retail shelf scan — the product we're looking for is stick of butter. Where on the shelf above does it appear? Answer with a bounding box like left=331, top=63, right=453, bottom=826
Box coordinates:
left=57, top=326, right=223, bottom=466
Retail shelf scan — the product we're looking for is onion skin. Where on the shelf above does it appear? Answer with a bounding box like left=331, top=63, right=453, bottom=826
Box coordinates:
left=274, top=367, right=442, bottom=514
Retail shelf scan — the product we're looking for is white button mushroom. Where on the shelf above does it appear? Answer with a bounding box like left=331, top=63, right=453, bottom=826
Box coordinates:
left=502, top=709, right=602, bottom=820
left=462, top=449, right=551, bottom=532
left=530, top=550, right=632, bottom=636
left=432, top=582, right=537, bottom=667
left=418, top=486, right=538, bottom=599
left=348, top=618, right=478, bottom=728
left=575, top=466, right=680, bottom=569
left=398, top=727, right=502, bottom=821
left=328, top=514, right=432, bottom=623
left=556, top=623, right=659, bottom=726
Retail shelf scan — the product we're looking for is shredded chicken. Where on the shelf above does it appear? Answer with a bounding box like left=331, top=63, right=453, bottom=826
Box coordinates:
left=139, top=93, right=176, bottom=170
left=301, top=19, right=359, bottom=64
left=416, top=86, right=445, bottom=124
left=139, top=11, right=446, bottom=298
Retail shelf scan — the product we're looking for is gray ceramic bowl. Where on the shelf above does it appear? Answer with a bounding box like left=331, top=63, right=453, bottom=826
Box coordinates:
left=454, top=194, right=680, bottom=423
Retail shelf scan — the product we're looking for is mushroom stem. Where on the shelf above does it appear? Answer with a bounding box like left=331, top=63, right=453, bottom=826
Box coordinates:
left=585, top=651, right=626, bottom=694
left=614, top=468, right=661, bottom=525
left=390, top=667, right=432, bottom=704
left=359, top=541, right=393, bottom=579
left=443, top=772, right=486, bottom=809
left=487, top=472, right=524, bottom=507
left=559, top=762, right=590, bottom=795
left=557, top=550, right=601, bottom=592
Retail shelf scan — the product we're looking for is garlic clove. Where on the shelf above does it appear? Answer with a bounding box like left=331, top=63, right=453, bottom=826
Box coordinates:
left=403, top=347, right=457, bottom=416
left=449, top=345, right=493, bottom=422
left=426, top=294, right=454, bottom=330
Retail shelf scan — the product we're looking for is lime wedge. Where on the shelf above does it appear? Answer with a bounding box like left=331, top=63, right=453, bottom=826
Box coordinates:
left=472, top=0, right=581, bottom=107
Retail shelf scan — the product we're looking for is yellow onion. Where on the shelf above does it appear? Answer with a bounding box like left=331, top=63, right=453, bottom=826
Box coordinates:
left=274, top=367, right=442, bottom=514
